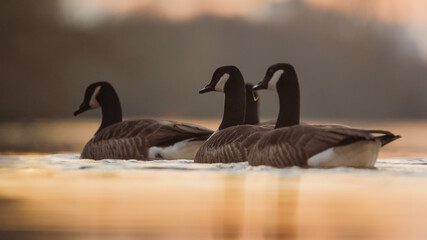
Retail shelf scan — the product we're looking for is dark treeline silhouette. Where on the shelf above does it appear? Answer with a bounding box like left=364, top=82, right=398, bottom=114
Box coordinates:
left=1, top=0, right=426, bottom=121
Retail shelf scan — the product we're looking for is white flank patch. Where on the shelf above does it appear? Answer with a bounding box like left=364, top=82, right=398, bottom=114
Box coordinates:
left=215, top=73, right=230, bottom=92
left=307, top=139, right=381, bottom=168
left=89, top=86, right=101, bottom=108
left=267, top=69, right=284, bottom=91
left=148, top=139, right=206, bottom=160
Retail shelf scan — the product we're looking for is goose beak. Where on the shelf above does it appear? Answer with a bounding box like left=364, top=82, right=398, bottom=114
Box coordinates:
left=253, top=81, right=268, bottom=91
left=199, top=84, right=215, bottom=94
left=252, top=89, right=259, bottom=101
left=73, top=103, right=90, bottom=116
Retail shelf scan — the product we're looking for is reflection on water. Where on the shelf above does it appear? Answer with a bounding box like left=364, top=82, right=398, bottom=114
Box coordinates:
left=214, top=175, right=244, bottom=239
left=1, top=119, right=427, bottom=239
left=265, top=176, right=299, bottom=240
left=1, top=155, right=427, bottom=239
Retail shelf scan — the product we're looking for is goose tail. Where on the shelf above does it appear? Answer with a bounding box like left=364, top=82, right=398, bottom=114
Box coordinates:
left=368, top=130, right=401, bottom=147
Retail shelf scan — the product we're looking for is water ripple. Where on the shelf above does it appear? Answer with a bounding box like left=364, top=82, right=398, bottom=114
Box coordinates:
left=1, top=154, right=427, bottom=177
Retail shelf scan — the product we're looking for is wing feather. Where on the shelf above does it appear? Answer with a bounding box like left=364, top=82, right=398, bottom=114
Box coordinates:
left=81, top=119, right=214, bottom=160
left=195, top=125, right=271, bottom=163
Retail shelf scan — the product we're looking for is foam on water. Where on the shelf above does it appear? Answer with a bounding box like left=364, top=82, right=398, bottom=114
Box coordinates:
left=1, top=154, right=427, bottom=177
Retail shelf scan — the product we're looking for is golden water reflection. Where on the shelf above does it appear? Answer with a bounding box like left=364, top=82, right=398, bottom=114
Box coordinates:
left=0, top=167, right=298, bottom=239
left=1, top=164, right=427, bottom=239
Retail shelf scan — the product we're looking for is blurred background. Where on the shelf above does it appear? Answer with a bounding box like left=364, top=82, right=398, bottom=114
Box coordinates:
left=0, top=0, right=426, bottom=152
left=1, top=0, right=427, bottom=121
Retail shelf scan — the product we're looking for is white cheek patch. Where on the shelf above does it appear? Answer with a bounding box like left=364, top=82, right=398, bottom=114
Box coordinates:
left=215, top=73, right=230, bottom=92
left=267, top=69, right=284, bottom=91
left=89, top=86, right=101, bottom=109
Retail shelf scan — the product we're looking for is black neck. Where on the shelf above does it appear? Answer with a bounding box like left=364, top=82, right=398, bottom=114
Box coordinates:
left=219, top=81, right=246, bottom=130
left=245, top=86, right=259, bottom=125
left=275, top=73, right=300, bottom=128
left=97, top=89, right=122, bottom=133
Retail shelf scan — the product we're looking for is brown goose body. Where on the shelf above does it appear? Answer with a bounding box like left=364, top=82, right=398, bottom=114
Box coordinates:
left=248, top=124, right=399, bottom=168
left=194, top=125, right=271, bottom=163
left=81, top=119, right=213, bottom=160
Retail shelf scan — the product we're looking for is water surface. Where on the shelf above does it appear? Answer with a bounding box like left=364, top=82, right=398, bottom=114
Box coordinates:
left=1, top=120, right=427, bottom=239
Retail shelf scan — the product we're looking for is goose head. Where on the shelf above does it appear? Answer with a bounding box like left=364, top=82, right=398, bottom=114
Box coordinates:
left=199, top=65, right=244, bottom=94
left=253, top=63, right=298, bottom=92
left=253, top=63, right=300, bottom=128
left=199, top=65, right=246, bottom=130
left=74, top=81, right=116, bottom=116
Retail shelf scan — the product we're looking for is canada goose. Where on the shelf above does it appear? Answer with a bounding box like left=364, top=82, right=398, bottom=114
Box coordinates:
left=249, top=63, right=400, bottom=168
left=194, top=66, right=271, bottom=163
left=74, top=81, right=213, bottom=160
left=244, top=83, right=259, bottom=125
